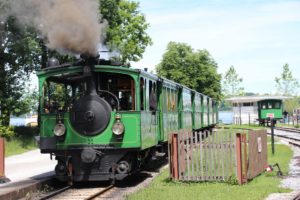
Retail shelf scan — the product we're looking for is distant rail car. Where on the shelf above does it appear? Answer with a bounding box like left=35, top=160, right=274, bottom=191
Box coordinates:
left=36, top=56, right=218, bottom=182
left=257, top=99, right=283, bottom=125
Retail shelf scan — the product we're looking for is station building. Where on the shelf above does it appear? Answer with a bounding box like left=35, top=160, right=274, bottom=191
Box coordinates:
left=226, top=96, right=288, bottom=124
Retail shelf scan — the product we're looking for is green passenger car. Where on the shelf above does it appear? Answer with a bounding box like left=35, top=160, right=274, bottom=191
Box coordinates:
left=257, top=99, right=283, bottom=124
left=37, top=57, right=218, bottom=182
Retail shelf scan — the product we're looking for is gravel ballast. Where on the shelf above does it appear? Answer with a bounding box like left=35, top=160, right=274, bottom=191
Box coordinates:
left=266, top=142, right=300, bottom=200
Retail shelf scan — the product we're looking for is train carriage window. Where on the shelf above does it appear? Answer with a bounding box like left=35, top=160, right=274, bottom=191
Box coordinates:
left=164, top=87, right=178, bottom=112
left=140, top=78, right=144, bottom=110
left=149, top=81, right=157, bottom=111
left=163, top=87, right=167, bottom=112
left=167, top=88, right=171, bottom=111
left=172, top=89, right=177, bottom=111
left=42, top=80, right=80, bottom=113
left=261, top=102, right=267, bottom=109
left=268, top=102, right=273, bottom=109
left=98, top=72, right=136, bottom=111
left=274, top=101, right=281, bottom=109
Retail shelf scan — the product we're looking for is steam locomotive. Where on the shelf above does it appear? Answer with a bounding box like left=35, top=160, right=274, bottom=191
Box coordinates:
left=37, top=55, right=218, bottom=183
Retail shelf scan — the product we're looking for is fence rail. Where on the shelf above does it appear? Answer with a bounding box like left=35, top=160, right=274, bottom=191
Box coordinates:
left=169, top=129, right=267, bottom=184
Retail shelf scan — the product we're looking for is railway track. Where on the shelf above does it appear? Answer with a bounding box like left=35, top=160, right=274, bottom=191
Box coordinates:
left=39, top=184, right=115, bottom=200
left=268, top=126, right=300, bottom=147
left=275, top=126, right=300, bottom=133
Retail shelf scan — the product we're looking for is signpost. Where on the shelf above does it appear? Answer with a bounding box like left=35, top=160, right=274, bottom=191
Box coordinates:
left=270, top=118, right=275, bottom=155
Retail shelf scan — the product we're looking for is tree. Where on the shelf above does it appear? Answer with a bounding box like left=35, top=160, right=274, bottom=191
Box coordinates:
left=156, top=42, right=221, bottom=100
left=0, top=17, right=41, bottom=126
left=275, top=63, right=299, bottom=96
left=12, top=87, right=39, bottom=116
left=222, top=66, right=244, bottom=97
left=284, top=97, right=299, bottom=114
left=100, top=0, right=152, bottom=65
left=0, top=1, right=153, bottom=126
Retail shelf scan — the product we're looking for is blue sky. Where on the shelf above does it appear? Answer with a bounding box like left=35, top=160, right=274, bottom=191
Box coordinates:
left=131, top=0, right=300, bottom=94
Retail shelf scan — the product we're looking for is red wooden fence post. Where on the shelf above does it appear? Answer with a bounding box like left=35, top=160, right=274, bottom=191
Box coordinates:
left=0, top=138, right=4, bottom=177
left=0, top=137, right=9, bottom=183
left=0, top=138, right=6, bottom=182
left=172, top=134, right=179, bottom=180
left=242, top=134, right=248, bottom=183
left=236, top=133, right=243, bottom=185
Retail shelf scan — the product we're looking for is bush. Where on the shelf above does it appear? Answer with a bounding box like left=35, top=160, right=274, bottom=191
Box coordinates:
left=14, top=126, right=39, bottom=138
left=0, top=126, right=14, bottom=138
left=13, top=126, right=39, bottom=147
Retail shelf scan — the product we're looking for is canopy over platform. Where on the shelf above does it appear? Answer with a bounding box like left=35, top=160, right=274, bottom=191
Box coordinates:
left=226, top=96, right=289, bottom=103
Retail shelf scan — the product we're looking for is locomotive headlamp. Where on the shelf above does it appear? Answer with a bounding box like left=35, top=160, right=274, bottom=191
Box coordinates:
left=112, top=114, right=124, bottom=136
left=53, top=123, right=66, bottom=136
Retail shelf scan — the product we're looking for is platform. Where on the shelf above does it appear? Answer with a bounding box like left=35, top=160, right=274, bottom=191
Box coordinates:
left=0, top=149, right=56, bottom=199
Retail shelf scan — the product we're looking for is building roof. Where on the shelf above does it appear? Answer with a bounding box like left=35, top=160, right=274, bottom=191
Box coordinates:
left=226, top=96, right=289, bottom=103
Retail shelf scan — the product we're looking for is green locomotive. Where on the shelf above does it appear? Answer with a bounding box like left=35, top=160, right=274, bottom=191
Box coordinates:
left=257, top=99, right=283, bottom=124
left=37, top=56, right=218, bottom=182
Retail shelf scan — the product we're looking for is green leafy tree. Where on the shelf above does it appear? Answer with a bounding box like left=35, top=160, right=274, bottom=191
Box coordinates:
left=275, top=63, right=299, bottom=96
left=284, top=97, right=299, bottom=114
left=100, top=0, right=152, bottom=65
left=0, top=18, right=41, bottom=126
left=222, top=66, right=244, bottom=97
left=12, top=87, right=39, bottom=116
left=156, top=42, right=221, bottom=100
left=0, top=1, right=152, bottom=126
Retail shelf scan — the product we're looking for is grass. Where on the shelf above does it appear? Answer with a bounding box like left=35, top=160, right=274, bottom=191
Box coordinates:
left=5, top=137, right=37, bottom=157
left=126, top=143, right=293, bottom=200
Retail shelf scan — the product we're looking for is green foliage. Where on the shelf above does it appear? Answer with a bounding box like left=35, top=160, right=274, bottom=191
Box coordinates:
left=14, top=126, right=39, bottom=138
left=0, top=17, right=41, bottom=125
left=283, top=97, right=299, bottom=114
left=222, top=66, right=244, bottom=97
left=0, top=1, right=152, bottom=127
left=12, top=87, right=39, bottom=116
left=4, top=126, right=38, bottom=157
left=0, top=126, right=14, bottom=138
left=219, top=101, right=232, bottom=111
left=275, top=63, right=299, bottom=96
left=156, top=42, right=222, bottom=100
left=100, top=0, right=152, bottom=65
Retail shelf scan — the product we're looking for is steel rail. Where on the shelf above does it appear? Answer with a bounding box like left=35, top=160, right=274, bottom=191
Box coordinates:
left=39, top=184, right=114, bottom=200
left=84, top=184, right=114, bottom=200
left=38, top=185, right=72, bottom=200
left=267, top=132, right=300, bottom=146
left=275, top=126, right=300, bottom=133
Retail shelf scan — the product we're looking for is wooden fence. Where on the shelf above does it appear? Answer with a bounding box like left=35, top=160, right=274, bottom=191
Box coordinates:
left=168, top=129, right=267, bottom=184
left=247, top=130, right=268, bottom=179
